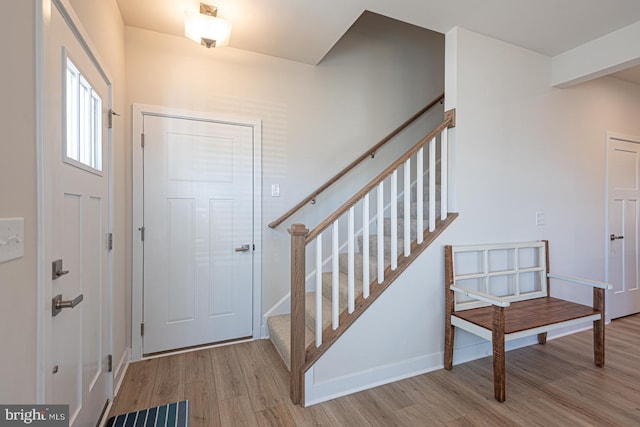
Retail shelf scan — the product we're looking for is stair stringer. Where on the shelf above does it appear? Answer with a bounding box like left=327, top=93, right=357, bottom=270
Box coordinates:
left=301, top=213, right=457, bottom=406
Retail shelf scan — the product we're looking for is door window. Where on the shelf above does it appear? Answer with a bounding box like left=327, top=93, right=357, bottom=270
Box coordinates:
left=64, top=56, right=102, bottom=173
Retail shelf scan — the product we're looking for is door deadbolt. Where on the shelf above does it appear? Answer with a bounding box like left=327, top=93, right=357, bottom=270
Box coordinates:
left=52, top=259, right=69, bottom=280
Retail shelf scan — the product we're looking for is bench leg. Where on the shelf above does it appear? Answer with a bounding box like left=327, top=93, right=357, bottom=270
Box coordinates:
left=594, top=288, right=605, bottom=367
left=537, top=332, right=547, bottom=345
left=594, top=318, right=604, bottom=367
left=492, top=306, right=506, bottom=402
left=444, top=322, right=455, bottom=370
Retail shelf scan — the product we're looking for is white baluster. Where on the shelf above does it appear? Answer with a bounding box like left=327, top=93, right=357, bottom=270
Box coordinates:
left=348, top=206, right=355, bottom=314
left=440, top=127, right=448, bottom=221
left=332, top=221, right=339, bottom=329
left=363, top=194, right=370, bottom=298
left=377, top=182, right=384, bottom=284
left=390, top=171, right=398, bottom=270
left=416, top=147, right=424, bottom=244
left=315, top=235, right=323, bottom=346
left=404, top=159, right=411, bottom=256
left=429, top=137, right=436, bottom=232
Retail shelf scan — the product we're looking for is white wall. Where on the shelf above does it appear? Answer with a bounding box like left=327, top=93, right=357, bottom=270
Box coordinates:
left=305, top=26, right=640, bottom=405
left=0, top=0, right=126, bottom=403
left=124, top=13, right=445, bottom=321
left=0, top=1, right=38, bottom=404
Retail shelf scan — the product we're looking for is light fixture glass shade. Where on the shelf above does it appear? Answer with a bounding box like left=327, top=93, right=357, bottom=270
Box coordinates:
left=184, top=10, right=232, bottom=48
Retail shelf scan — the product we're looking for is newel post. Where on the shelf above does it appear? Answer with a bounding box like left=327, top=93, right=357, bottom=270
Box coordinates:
left=289, top=223, right=309, bottom=405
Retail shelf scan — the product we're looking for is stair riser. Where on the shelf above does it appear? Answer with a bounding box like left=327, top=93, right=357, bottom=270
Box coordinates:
left=338, top=252, right=388, bottom=281
left=358, top=235, right=405, bottom=258
left=321, top=272, right=352, bottom=309
left=305, top=293, right=332, bottom=332
left=411, top=187, right=442, bottom=201
left=396, top=202, right=442, bottom=219
left=383, top=218, right=429, bottom=237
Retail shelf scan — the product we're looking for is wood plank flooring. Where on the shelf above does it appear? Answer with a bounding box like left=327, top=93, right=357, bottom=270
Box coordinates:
left=109, top=314, right=640, bottom=426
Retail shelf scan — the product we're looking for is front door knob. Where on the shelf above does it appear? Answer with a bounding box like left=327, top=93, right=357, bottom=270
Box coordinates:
left=52, top=294, right=84, bottom=317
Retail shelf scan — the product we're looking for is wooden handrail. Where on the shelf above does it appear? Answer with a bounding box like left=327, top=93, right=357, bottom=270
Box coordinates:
left=268, top=93, right=445, bottom=229
left=305, top=111, right=455, bottom=244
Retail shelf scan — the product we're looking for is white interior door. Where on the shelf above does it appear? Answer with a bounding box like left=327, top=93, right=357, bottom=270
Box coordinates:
left=608, top=133, right=640, bottom=319
left=44, top=2, right=111, bottom=425
left=142, top=115, right=254, bottom=354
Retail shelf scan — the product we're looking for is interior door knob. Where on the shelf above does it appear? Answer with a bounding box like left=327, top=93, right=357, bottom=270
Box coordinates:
left=610, top=234, right=624, bottom=241
left=235, top=244, right=250, bottom=252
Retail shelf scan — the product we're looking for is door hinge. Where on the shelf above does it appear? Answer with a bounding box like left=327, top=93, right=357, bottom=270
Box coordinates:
left=139, top=226, right=145, bottom=241
left=141, top=133, right=145, bottom=148
left=107, top=354, right=113, bottom=373
left=140, top=322, right=145, bottom=336
left=108, top=233, right=113, bottom=251
left=108, top=109, right=120, bottom=129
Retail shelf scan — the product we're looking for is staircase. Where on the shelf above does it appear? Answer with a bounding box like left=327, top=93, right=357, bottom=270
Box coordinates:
left=268, top=193, right=444, bottom=366
left=267, top=105, right=457, bottom=405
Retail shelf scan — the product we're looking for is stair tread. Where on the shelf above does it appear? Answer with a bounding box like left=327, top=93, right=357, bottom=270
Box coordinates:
left=267, top=314, right=314, bottom=371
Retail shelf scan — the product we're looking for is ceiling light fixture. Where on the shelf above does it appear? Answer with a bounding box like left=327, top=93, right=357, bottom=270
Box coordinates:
left=184, top=3, right=232, bottom=48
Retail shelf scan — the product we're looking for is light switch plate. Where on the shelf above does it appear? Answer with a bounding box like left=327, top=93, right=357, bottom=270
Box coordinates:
left=0, top=218, right=24, bottom=263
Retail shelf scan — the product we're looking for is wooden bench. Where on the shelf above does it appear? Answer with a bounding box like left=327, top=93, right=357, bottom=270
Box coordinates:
left=443, top=241, right=611, bottom=402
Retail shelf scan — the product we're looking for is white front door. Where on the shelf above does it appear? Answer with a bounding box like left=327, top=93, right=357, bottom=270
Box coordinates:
left=608, top=133, right=640, bottom=319
left=43, top=2, right=112, bottom=425
left=142, top=114, right=254, bottom=354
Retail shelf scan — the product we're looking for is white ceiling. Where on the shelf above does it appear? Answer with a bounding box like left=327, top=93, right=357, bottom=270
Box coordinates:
left=117, top=0, right=640, bottom=69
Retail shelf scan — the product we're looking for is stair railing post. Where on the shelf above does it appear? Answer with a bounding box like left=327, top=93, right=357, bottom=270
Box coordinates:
left=289, top=223, right=309, bottom=405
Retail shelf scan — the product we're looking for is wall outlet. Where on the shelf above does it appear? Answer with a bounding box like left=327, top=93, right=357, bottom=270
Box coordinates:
left=0, top=218, right=24, bottom=263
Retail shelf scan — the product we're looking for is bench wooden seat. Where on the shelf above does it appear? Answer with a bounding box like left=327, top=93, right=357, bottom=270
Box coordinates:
left=444, top=241, right=611, bottom=402
left=453, top=297, right=600, bottom=336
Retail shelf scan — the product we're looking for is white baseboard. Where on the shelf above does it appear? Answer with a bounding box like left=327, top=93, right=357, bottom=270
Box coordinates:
left=303, top=351, right=442, bottom=407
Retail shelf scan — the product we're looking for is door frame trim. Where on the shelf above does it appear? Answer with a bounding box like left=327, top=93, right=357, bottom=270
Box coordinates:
left=605, top=131, right=640, bottom=322
left=37, top=0, right=114, bottom=404
left=131, top=104, right=263, bottom=360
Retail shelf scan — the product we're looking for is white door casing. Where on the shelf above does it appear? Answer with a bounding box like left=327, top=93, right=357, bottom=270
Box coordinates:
left=132, top=105, right=262, bottom=359
left=607, top=132, right=640, bottom=319
left=40, top=0, right=112, bottom=425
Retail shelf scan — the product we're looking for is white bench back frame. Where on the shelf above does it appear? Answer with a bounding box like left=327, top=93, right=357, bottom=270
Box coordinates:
left=450, top=241, right=548, bottom=311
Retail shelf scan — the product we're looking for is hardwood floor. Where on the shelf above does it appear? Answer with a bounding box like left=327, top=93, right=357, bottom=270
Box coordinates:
left=109, top=315, right=640, bottom=426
